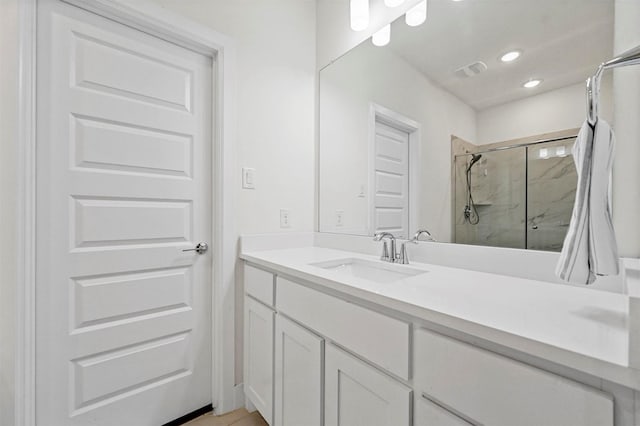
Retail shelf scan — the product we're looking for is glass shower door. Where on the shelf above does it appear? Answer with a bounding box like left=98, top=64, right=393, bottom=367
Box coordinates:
left=526, top=138, right=577, bottom=251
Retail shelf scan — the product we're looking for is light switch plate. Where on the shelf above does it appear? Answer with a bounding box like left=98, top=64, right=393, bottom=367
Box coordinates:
left=242, top=167, right=255, bottom=189
left=280, top=209, right=291, bottom=228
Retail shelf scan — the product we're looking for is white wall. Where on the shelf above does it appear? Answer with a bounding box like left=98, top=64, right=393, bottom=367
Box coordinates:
left=147, top=0, right=317, bottom=392
left=477, top=78, right=613, bottom=144
left=613, top=0, right=640, bottom=258
left=319, top=43, right=476, bottom=242
left=0, top=0, right=19, bottom=424
left=152, top=0, right=316, bottom=236
left=317, top=0, right=422, bottom=69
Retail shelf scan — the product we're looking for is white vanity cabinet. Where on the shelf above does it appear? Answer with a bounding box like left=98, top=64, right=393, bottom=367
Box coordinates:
left=243, top=262, right=614, bottom=426
left=274, top=315, right=323, bottom=426
left=325, top=344, right=412, bottom=426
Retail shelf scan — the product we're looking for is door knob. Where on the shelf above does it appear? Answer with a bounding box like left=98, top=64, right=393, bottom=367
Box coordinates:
left=182, top=242, right=208, bottom=254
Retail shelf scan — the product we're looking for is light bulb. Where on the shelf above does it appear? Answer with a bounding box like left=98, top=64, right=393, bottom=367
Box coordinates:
left=372, top=24, right=391, bottom=46
left=405, top=0, right=427, bottom=27
left=384, top=0, right=405, bottom=7
left=350, top=0, right=369, bottom=31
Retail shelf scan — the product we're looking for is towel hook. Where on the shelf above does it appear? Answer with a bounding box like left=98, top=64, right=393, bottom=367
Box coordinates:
left=586, top=65, right=604, bottom=127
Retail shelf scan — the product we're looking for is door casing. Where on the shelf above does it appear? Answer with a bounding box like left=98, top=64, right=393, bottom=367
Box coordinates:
left=367, top=103, right=421, bottom=238
left=14, top=1, right=238, bottom=424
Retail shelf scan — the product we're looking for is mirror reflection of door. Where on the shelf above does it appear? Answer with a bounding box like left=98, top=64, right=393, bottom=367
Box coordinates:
left=373, top=120, right=410, bottom=239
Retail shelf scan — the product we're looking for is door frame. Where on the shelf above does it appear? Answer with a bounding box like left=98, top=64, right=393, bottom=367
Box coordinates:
left=367, top=103, right=421, bottom=238
left=15, top=1, right=238, bottom=423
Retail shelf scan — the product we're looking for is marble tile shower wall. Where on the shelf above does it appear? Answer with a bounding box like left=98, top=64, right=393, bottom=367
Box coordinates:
left=527, top=140, right=578, bottom=251
left=454, top=139, right=577, bottom=251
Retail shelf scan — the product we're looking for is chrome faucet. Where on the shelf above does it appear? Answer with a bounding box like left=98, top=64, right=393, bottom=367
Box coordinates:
left=373, top=232, right=397, bottom=262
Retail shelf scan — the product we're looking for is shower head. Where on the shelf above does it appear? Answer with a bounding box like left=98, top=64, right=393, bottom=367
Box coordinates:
left=466, top=153, right=482, bottom=171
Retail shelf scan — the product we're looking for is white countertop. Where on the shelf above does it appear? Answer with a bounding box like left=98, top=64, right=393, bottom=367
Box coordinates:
left=241, top=246, right=640, bottom=389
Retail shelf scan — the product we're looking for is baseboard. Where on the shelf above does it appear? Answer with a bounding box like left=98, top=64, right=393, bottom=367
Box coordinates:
left=162, top=404, right=213, bottom=426
left=236, top=383, right=257, bottom=413
left=233, top=383, right=245, bottom=409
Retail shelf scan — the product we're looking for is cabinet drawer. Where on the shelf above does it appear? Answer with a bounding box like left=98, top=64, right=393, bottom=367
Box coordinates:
left=414, top=328, right=613, bottom=426
left=276, top=277, right=410, bottom=380
left=245, top=264, right=275, bottom=306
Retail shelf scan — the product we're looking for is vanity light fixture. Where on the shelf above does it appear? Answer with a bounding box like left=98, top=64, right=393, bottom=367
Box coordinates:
left=500, top=50, right=521, bottom=63
left=372, top=24, right=391, bottom=46
left=405, top=0, right=427, bottom=27
left=384, top=0, right=405, bottom=7
left=523, top=79, right=542, bottom=88
left=350, top=0, right=370, bottom=31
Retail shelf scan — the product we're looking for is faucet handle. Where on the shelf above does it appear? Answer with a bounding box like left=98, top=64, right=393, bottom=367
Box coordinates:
left=398, top=242, right=410, bottom=264
left=380, top=241, right=390, bottom=261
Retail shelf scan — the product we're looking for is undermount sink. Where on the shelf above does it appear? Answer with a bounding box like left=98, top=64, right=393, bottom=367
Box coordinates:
left=309, top=258, right=428, bottom=283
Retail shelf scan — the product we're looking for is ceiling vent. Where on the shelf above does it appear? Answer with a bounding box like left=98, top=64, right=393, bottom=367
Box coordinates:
left=454, top=61, right=488, bottom=78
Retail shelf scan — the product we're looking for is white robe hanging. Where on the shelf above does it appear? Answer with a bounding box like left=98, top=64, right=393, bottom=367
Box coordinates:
left=556, top=119, right=619, bottom=284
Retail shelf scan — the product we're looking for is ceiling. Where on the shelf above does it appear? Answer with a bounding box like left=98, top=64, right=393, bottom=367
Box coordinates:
left=386, top=0, right=614, bottom=110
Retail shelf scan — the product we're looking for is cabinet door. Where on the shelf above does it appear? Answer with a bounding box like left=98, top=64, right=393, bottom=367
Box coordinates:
left=244, top=296, right=275, bottom=424
left=415, top=394, right=473, bottom=426
left=274, top=315, right=323, bottom=426
left=325, top=344, right=411, bottom=426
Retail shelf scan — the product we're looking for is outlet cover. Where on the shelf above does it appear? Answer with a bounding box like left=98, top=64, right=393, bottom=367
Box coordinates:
left=336, top=210, right=344, bottom=227
left=280, top=209, right=291, bottom=228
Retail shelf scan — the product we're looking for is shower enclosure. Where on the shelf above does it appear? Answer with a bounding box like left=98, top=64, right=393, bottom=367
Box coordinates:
left=454, top=136, right=577, bottom=251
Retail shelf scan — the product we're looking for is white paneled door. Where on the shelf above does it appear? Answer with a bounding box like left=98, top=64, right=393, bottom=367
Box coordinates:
left=36, top=1, right=213, bottom=425
left=373, top=120, right=410, bottom=239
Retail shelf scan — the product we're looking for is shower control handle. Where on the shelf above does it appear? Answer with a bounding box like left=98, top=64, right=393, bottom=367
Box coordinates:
left=183, top=242, right=209, bottom=254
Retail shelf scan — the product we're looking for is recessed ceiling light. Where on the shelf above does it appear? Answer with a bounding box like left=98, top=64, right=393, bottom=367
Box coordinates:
left=451, top=0, right=464, bottom=2
left=384, top=0, right=405, bottom=7
left=500, top=50, right=521, bottom=63
left=523, top=79, right=542, bottom=89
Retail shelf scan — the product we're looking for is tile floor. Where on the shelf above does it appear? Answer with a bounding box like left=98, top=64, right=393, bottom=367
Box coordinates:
left=183, top=408, right=268, bottom=426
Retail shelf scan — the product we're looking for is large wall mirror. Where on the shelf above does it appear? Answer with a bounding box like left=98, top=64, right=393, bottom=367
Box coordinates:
left=318, top=0, right=616, bottom=251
